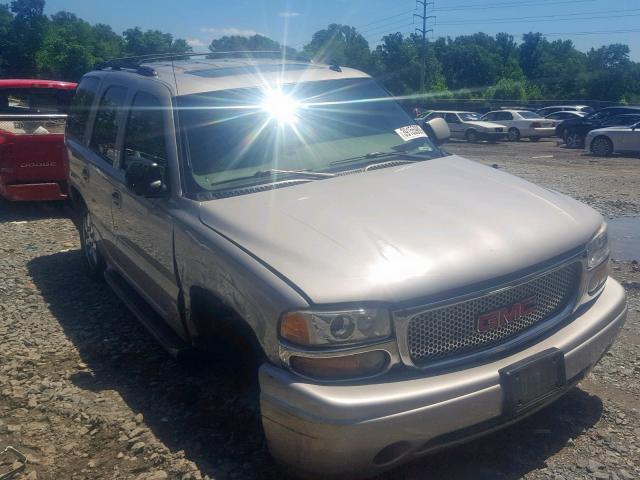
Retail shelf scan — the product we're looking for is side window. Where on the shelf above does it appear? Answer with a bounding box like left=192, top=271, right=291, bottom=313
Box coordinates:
left=90, top=86, right=127, bottom=166
left=66, top=77, right=100, bottom=141
left=445, top=113, right=459, bottom=123
left=495, top=112, right=513, bottom=121
left=122, top=92, right=169, bottom=170
left=483, top=112, right=495, bottom=121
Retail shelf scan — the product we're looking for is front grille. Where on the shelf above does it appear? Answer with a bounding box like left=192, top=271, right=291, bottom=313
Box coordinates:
left=406, top=262, right=581, bottom=366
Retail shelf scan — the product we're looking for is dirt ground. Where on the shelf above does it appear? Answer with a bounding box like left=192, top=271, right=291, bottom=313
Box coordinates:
left=0, top=139, right=638, bottom=480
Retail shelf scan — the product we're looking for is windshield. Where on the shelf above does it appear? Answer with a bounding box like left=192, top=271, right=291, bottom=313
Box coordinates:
left=177, top=78, right=440, bottom=192
left=458, top=112, right=481, bottom=121
left=517, top=111, right=541, bottom=119
left=0, top=88, right=74, bottom=115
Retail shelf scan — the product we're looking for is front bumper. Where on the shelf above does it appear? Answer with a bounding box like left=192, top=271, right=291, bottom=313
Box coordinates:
left=260, top=278, right=627, bottom=479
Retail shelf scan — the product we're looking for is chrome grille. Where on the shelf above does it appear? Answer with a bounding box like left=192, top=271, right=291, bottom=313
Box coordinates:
left=406, top=263, right=581, bottom=366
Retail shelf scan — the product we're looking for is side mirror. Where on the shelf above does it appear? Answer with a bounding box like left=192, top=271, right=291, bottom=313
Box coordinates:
left=424, top=117, right=450, bottom=145
left=125, top=157, right=167, bottom=197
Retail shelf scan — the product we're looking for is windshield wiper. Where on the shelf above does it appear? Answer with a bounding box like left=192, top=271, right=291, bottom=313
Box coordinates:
left=253, top=169, right=335, bottom=178
left=330, top=150, right=432, bottom=166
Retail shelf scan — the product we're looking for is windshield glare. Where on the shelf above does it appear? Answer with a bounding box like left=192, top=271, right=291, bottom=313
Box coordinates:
left=177, top=78, right=439, bottom=191
left=518, top=111, right=541, bottom=119
left=458, top=112, right=481, bottom=121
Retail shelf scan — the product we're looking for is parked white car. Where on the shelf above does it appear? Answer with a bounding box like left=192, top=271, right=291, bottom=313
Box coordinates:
left=481, top=110, right=556, bottom=141
left=537, top=105, right=594, bottom=117
left=422, top=110, right=507, bottom=142
left=585, top=121, right=640, bottom=156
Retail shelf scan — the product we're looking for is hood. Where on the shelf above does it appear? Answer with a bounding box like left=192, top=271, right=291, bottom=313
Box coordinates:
left=464, top=120, right=505, bottom=130
left=199, top=156, right=601, bottom=305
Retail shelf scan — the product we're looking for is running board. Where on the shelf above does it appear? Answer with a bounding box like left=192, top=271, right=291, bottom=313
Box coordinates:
left=104, top=267, right=191, bottom=359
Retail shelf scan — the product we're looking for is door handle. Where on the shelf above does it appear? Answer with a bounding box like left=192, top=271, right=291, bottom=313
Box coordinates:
left=81, top=167, right=90, bottom=181
left=111, top=190, right=121, bottom=207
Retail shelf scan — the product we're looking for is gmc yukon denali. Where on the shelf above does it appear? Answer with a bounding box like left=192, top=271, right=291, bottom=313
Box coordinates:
left=66, top=53, right=627, bottom=479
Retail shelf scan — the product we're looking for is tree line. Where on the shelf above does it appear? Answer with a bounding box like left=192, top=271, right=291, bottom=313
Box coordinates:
left=2, top=0, right=639, bottom=103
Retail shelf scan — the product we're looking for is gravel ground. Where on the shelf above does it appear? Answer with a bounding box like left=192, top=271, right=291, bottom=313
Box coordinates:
left=0, top=139, right=639, bottom=480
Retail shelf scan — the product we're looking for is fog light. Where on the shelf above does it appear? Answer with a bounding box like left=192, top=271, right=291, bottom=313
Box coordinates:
left=290, top=351, right=389, bottom=380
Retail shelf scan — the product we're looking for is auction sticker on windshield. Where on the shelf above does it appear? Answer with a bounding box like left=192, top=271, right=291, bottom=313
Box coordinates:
left=395, top=125, right=428, bottom=142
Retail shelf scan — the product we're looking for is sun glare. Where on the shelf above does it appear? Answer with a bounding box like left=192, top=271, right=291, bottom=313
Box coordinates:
left=261, top=89, right=300, bottom=125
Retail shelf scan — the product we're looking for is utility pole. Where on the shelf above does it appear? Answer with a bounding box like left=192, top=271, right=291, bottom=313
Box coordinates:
left=414, top=1, right=434, bottom=93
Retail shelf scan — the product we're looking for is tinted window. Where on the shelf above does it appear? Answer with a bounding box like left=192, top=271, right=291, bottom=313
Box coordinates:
left=67, top=77, right=100, bottom=141
left=602, top=115, right=640, bottom=127
left=90, top=86, right=127, bottom=165
left=122, top=92, right=168, bottom=170
left=494, top=111, right=513, bottom=121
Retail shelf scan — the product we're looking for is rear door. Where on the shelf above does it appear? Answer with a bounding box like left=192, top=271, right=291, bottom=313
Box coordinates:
left=444, top=113, right=464, bottom=138
left=111, top=84, right=182, bottom=332
left=83, top=83, right=129, bottom=258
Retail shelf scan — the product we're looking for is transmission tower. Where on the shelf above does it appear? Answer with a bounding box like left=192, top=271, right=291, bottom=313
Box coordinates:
left=414, top=1, right=435, bottom=93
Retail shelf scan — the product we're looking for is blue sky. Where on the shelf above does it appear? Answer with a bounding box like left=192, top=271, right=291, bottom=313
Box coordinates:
left=44, top=0, right=640, bottom=60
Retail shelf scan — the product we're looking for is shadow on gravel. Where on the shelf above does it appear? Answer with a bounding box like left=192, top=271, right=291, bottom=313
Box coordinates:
left=28, top=249, right=604, bottom=480
left=28, top=249, right=287, bottom=480
left=378, top=387, right=603, bottom=479
left=0, top=197, right=71, bottom=223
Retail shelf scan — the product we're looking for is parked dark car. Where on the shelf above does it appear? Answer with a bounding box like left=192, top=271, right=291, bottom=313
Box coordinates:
left=556, top=106, right=640, bottom=148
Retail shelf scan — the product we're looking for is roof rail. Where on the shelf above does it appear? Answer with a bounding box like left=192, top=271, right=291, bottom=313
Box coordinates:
left=96, top=50, right=308, bottom=71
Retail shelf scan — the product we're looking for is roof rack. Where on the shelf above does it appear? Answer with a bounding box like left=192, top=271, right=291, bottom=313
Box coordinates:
left=95, top=50, right=310, bottom=76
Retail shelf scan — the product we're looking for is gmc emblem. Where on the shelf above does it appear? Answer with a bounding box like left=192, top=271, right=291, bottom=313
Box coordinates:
left=476, top=296, right=537, bottom=333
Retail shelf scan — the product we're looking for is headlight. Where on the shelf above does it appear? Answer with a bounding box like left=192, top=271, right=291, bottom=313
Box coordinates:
left=586, top=222, right=610, bottom=294
left=586, top=222, right=610, bottom=270
left=280, top=308, right=392, bottom=346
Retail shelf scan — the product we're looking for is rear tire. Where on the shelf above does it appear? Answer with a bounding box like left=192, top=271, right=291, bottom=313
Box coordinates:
left=565, top=130, right=584, bottom=149
left=79, top=205, right=106, bottom=280
left=507, top=128, right=520, bottom=142
left=590, top=136, right=613, bottom=156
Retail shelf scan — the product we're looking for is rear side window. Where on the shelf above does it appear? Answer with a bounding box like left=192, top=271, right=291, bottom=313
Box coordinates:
left=90, top=86, right=127, bottom=165
left=67, top=77, right=100, bottom=141
left=122, top=92, right=168, bottom=170
left=494, top=111, right=513, bottom=121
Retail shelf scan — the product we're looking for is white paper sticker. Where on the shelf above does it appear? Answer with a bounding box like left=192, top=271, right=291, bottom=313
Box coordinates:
left=394, top=125, right=428, bottom=142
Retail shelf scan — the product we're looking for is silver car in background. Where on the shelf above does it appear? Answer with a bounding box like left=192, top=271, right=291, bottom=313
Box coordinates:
left=66, top=54, right=627, bottom=479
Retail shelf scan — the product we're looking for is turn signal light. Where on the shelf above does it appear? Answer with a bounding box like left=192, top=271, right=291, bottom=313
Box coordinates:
left=290, top=351, right=389, bottom=380
left=280, top=312, right=310, bottom=345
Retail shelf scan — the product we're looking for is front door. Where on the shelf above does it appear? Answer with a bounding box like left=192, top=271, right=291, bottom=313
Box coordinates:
left=111, top=87, right=183, bottom=335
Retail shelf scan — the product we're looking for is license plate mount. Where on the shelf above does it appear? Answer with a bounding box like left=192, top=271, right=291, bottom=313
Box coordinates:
left=500, top=348, right=566, bottom=415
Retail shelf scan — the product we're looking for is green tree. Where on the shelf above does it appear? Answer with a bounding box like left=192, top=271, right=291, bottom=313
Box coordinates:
left=485, top=78, right=526, bottom=100
left=209, top=34, right=281, bottom=52
left=4, top=0, right=47, bottom=76
left=123, top=27, right=191, bottom=56
left=0, top=4, right=13, bottom=74
left=35, top=12, right=124, bottom=81
left=586, top=44, right=633, bottom=101
left=303, top=24, right=372, bottom=72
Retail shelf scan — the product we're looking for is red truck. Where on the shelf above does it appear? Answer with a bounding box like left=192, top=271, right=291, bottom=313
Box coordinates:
left=0, top=79, right=77, bottom=201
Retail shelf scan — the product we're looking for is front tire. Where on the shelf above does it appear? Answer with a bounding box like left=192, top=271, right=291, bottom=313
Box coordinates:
left=565, top=130, right=584, bottom=149
left=507, top=128, right=520, bottom=142
left=465, top=129, right=479, bottom=142
left=80, top=205, right=106, bottom=280
left=590, top=136, right=613, bottom=156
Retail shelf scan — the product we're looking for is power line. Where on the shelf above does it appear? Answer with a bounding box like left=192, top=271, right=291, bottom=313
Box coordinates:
left=356, top=8, right=417, bottom=29
left=437, top=9, right=640, bottom=26
left=360, top=18, right=416, bottom=36
left=432, top=0, right=596, bottom=12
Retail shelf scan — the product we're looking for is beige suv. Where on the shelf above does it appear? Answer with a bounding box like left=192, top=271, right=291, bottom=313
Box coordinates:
left=66, top=53, right=627, bottom=479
